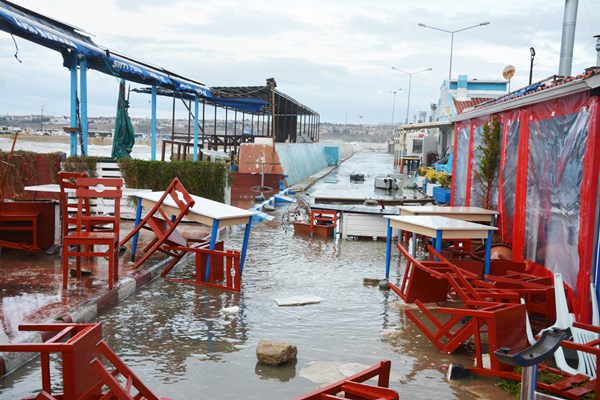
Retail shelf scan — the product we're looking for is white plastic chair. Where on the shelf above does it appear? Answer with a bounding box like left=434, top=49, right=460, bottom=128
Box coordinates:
left=545, top=273, right=598, bottom=379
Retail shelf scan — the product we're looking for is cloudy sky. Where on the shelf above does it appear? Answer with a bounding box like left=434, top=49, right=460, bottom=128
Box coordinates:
left=1, top=0, right=599, bottom=125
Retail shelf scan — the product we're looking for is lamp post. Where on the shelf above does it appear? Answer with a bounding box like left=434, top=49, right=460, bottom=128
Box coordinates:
left=418, top=21, right=490, bottom=80
left=390, top=89, right=401, bottom=128
left=391, top=67, right=432, bottom=124
left=529, top=47, right=536, bottom=85
left=40, top=104, right=47, bottom=133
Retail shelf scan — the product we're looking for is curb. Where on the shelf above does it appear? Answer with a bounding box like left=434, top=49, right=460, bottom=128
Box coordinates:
left=0, top=258, right=171, bottom=377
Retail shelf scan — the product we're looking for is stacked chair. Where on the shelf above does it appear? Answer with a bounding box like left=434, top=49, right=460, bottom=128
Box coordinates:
left=392, top=240, right=599, bottom=399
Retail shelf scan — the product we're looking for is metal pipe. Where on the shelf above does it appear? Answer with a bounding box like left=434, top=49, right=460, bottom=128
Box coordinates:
left=595, top=35, right=600, bottom=66
left=558, top=0, right=579, bottom=76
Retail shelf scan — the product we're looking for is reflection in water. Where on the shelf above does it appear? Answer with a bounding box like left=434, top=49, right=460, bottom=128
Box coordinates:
left=255, top=361, right=297, bottom=382
left=101, top=282, right=248, bottom=384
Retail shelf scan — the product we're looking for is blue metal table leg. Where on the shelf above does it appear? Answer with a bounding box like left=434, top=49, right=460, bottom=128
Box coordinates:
left=385, top=219, right=392, bottom=279
left=130, top=197, right=143, bottom=262
left=484, top=230, right=493, bottom=275
left=239, top=219, right=253, bottom=276
left=205, top=221, right=220, bottom=282
left=435, top=230, right=443, bottom=255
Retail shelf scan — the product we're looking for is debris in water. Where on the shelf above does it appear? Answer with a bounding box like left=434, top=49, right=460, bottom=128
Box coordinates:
left=274, top=296, right=322, bottom=306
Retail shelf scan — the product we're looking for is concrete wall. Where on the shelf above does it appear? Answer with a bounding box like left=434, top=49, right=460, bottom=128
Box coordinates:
left=238, top=142, right=356, bottom=187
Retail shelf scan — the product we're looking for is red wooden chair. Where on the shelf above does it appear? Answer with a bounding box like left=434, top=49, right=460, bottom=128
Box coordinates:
left=62, top=177, right=123, bottom=290
left=390, top=242, right=481, bottom=304
left=119, top=177, right=195, bottom=270
left=0, top=323, right=170, bottom=400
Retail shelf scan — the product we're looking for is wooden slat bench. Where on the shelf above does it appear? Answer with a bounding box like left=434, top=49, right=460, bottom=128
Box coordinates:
left=0, top=210, right=40, bottom=252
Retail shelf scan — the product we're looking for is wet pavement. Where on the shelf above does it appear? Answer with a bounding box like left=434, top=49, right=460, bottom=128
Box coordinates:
left=0, top=149, right=513, bottom=399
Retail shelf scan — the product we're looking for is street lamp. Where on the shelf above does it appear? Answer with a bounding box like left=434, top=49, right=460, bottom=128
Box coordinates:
left=40, top=104, right=47, bottom=133
left=390, top=89, right=401, bottom=128
left=391, top=67, right=432, bottom=124
left=418, top=21, right=490, bottom=80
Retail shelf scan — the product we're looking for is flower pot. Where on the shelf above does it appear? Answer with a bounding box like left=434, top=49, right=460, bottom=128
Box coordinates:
left=414, top=175, right=425, bottom=188
left=432, top=186, right=451, bottom=203
left=426, top=183, right=441, bottom=197
left=293, top=221, right=334, bottom=237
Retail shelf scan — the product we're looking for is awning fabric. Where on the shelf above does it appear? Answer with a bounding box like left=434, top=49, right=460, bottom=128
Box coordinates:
left=0, top=0, right=212, bottom=98
left=132, top=87, right=268, bottom=114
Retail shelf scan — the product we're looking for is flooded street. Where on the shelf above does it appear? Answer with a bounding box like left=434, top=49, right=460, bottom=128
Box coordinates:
left=0, top=149, right=510, bottom=399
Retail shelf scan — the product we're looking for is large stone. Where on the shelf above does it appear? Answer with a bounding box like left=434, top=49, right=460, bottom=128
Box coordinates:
left=256, top=340, right=298, bottom=366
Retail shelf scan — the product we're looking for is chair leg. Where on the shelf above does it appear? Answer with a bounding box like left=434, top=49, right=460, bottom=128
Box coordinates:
left=62, top=242, right=69, bottom=289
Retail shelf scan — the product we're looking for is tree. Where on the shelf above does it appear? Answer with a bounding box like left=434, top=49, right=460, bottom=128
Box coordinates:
left=474, top=119, right=501, bottom=209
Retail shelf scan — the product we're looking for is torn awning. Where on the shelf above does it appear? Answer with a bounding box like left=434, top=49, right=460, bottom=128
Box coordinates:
left=0, top=0, right=212, bottom=98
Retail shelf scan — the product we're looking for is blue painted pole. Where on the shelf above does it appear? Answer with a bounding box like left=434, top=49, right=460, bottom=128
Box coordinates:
left=205, top=220, right=220, bottom=282
left=193, top=95, right=199, bottom=161
left=79, top=58, right=88, bottom=156
left=385, top=219, right=392, bottom=279
left=239, top=218, right=253, bottom=275
left=151, top=84, right=157, bottom=161
left=130, top=197, right=143, bottom=262
left=69, top=56, right=78, bottom=156
left=484, top=230, right=493, bottom=275
left=435, top=230, right=443, bottom=254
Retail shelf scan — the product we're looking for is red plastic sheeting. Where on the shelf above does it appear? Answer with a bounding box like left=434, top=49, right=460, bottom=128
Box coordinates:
left=452, top=90, right=600, bottom=321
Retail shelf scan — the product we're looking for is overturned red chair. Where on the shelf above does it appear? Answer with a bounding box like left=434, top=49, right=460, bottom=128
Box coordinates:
left=119, top=177, right=195, bottom=270
left=296, top=360, right=398, bottom=400
left=0, top=323, right=170, bottom=400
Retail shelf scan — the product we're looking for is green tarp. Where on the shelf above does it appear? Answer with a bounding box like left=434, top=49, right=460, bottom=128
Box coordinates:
left=111, top=82, right=135, bottom=159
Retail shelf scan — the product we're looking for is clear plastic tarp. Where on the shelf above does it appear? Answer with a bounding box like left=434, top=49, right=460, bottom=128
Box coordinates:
left=452, top=123, right=470, bottom=206
left=524, top=107, right=589, bottom=289
left=500, top=111, right=520, bottom=243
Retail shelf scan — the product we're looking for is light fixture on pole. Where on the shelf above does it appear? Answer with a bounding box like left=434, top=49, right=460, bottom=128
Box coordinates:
left=529, top=47, right=536, bottom=85
left=418, top=21, right=490, bottom=80
left=391, top=67, right=432, bottom=124
left=390, top=89, right=401, bottom=128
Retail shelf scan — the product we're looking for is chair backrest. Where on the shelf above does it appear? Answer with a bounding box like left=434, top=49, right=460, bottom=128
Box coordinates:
left=57, top=171, right=89, bottom=234
left=144, top=177, right=195, bottom=246
left=74, top=178, right=123, bottom=234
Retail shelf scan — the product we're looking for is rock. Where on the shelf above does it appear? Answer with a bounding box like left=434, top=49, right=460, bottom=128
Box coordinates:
left=256, top=340, right=298, bottom=366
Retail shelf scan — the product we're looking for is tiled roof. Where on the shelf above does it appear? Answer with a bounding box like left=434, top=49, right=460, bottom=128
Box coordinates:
left=468, top=66, right=600, bottom=113
left=453, top=97, right=494, bottom=115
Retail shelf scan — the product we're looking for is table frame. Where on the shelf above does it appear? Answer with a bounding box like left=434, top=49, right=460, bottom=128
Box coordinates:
left=384, top=215, right=497, bottom=279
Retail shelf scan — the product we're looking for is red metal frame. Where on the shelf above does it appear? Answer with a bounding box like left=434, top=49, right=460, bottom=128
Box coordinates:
left=296, top=360, right=397, bottom=400
left=309, top=209, right=339, bottom=235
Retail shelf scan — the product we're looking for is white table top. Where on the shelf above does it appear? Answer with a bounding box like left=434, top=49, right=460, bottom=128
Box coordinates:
left=385, top=215, right=498, bottom=231
left=137, top=191, right=257, bottom=227
left=397, top=206, right=498, bottom=215
left=384, top=215, right=497, bottom=241
left=25, top=184, right=149, bottom=196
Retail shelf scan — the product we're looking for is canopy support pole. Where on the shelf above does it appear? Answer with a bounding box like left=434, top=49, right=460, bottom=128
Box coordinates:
left=80, top=57, right=88, bottom=156
left=151, top=84, right=157, bottom=161
left=69, top=56, right=78, bottom=157
left=193, top=95, right=199, bottom=161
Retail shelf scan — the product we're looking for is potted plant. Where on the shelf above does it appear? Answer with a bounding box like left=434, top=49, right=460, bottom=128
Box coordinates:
left=425, top=168, right=441, bottom=197
left=433, top=172, right=451, bottom=203
left=414, top=165, right=428, bottom=188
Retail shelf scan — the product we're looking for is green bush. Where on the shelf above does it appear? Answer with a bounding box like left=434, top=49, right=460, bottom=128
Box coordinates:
left=118, top=159, right=231, bottom=202
left=437, top=172, right=451, bottom=189
left=425, top=168, right=438, bottom=183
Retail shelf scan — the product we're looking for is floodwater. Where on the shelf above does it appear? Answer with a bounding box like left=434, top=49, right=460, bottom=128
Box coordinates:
left=0, top=149, right=510, bottom=399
